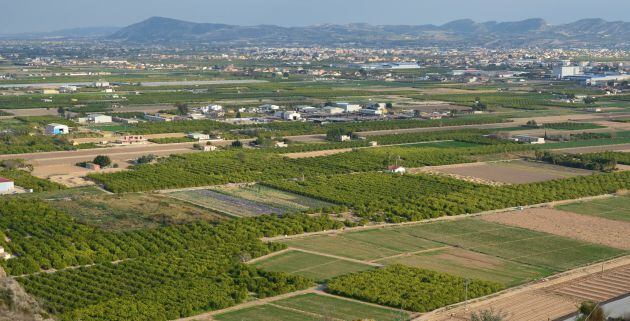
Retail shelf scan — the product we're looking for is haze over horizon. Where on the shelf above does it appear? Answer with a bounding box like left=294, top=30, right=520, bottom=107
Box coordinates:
left=2, top=0, right=630, bottom=34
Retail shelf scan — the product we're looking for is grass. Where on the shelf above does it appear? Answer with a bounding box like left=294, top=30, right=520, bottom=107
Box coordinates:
left=252, top=250, right=374, bottom=282
left=48, top=193, right=225, bottom=230
left=556, top=195, right=630, bottom=222
left=13, top=186, right=105, bottom=200
left=397, top=219, right=625, bottom=271
left=214, top=293, right=409, bottom=321
left=280, top=229, right=442, bottom=261
left=381, top=247, right=551, bottom=287
left=280, top=218, right=625, bottom=285
left=214, top=305, right=323, bottom=321
left=274, top=293, right=410, bottom=321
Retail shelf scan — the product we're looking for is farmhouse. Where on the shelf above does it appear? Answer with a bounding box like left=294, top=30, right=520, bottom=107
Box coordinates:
left=0, top=177, right=14, bottom=193
left=188, top=132, right=211, bottom=140
left=44, top=123, right=69, bottom=135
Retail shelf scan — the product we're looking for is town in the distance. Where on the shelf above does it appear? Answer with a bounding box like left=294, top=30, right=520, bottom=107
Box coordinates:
left=0, top=4, right=629, bottom=321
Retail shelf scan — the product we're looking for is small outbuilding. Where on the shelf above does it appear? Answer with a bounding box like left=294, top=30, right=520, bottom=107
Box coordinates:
left=0, top=177, right=14, bottom=193
left=45, top=123, right=69, bottom=135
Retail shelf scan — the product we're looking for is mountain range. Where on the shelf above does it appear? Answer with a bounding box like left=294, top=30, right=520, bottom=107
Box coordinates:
left=4, top=17, right=630, bottom=48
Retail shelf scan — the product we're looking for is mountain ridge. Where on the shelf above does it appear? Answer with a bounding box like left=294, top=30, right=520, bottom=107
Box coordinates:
left=106, top=16, right=630, bottom=47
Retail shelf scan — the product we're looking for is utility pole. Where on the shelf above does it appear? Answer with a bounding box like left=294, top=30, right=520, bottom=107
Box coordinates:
left=464, top=278, right=470, bottom=311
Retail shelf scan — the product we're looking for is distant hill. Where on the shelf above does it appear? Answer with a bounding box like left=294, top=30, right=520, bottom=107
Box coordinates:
left=5, top=17, right=630, bottom=48
left=105, top=17, right=630, bottom=48
left=0, top=26, right=121, bottom=40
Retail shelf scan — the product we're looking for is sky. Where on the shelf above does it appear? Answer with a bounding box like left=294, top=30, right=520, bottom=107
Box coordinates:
left=2, top=0, right=630, bottom=34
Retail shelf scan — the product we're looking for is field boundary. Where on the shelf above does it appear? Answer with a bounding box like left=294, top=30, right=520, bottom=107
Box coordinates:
left=263, top=194, right=617, bottom=243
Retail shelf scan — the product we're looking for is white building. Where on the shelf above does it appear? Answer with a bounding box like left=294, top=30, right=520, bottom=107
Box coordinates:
left=512, top=135, right=545, bottom=144
left=259, top=104, right=280, bottom=112
left=188, top=132, right=211, bottom=140
left=388, top=166, right=407, bottom=175
left=92, top=81, right=110, bottom=88
left=275, top=111, right=302, bottom=121
left=44, top=123, right=69, bottom=135
left=200, top=104, right=223, bottom=114
left=87, top=114, right=112, bottom=124
left=336, top=102, right=362, bottom=113
left=323, top=106, right=344, bottom=115
left=0, top=177, right=14, bottom=193
left=59, top=85, right=78, bottom=93
left=362, top=109, right=383, bottom=116
left=297, top=106, right=317, bottom=113
left=553, top=66, right=582, bottom=79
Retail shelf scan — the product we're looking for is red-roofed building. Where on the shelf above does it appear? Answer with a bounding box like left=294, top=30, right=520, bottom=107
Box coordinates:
left=0, top=177, right=14, bottom=193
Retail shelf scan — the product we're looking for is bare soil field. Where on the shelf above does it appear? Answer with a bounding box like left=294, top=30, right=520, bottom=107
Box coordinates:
left=555, top=143, right=630, bottom=154
left=0, top=108, right=58, bottom=117
left=282, top=148, right=353, bottom=159
left=428, top=160, right=592, bottom=184
left=481, top=207, right=630, bottom=250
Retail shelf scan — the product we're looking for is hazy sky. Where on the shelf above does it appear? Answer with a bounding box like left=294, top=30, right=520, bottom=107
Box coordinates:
left=2, top=0, right=630, bottom=34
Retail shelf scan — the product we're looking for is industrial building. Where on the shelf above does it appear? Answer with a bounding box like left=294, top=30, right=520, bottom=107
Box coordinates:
left=78, top=114, right=113, bottom=124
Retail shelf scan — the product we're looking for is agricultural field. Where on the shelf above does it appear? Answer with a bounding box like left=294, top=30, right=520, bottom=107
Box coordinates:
left=380, top=247, right=550, bottom=287
left=48, top=193, right=226, bottom=230
left=278, top=218, right=625, bottom=287
left=214, top=293, right=410, bottom=321
left=279, top=227, right=550, bottom=286
left=266, top=170, right=630, bottom=221
left=482, top=207, right=630, bottom=250
left=555, top=195, right=630, bottom=222
left=396, top=219, right=625, bottom=271
left=281, top=229, right=443, bottom=261
left=327, top=265, right=503, bottom=312
left=166, top=185, right=331, bottom=217
left=252, top=250, right=374, bottom=282
left=212, top=184, right=336, bottom=212
left=431, top=160, right=593, bottom=184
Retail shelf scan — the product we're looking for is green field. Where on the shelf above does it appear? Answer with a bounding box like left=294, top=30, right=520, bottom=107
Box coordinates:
left=397, top=219, right=625, bottom=271
left=252, top=250, right=374, bottom=282
left=556, top=195, right=630, bottom=222
left=381, top=247, right=550, bottom=286
left=214, top=293, right=410, bottom=321
left=281, top=229, right=443, bottom=261
left=280, top=218, right=624, bottom=285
